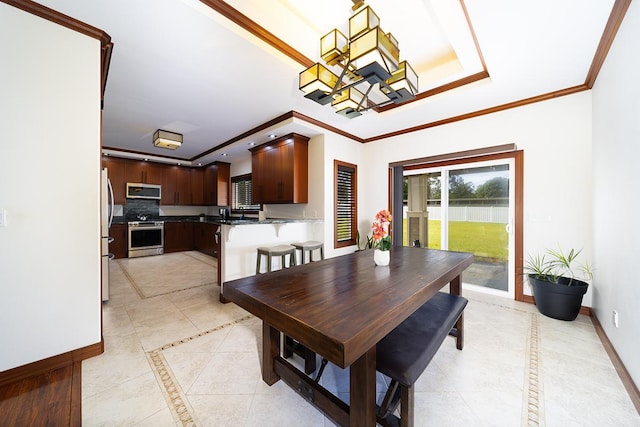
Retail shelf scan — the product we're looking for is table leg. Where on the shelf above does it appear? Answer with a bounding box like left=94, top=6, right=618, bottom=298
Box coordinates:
left=450, top=274, right=464, bottom=350
left=262, top=322, right=280, bottom=385
left=350, top=346, right=377, bottom=426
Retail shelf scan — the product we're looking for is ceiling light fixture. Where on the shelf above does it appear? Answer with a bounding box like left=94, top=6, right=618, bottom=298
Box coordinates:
left=153, top=129, right=182, bottom=150
left=299, top=0, right=418, bottom=119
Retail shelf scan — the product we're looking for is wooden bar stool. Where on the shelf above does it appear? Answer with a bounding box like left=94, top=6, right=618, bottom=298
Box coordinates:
left=256, top=245, right=296, bottom=274
left=291, top=241, right=324, bottom=264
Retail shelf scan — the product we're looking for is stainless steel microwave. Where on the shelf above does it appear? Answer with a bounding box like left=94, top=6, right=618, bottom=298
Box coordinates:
left=126, top=183, right=161, bottom=200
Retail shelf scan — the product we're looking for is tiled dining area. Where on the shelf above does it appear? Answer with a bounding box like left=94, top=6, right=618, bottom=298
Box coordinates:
left=83, top=251, right=640, bottom=426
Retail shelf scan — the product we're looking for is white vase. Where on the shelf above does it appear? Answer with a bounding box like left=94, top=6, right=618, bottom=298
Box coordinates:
left=374, top=249, right=390, bottom=266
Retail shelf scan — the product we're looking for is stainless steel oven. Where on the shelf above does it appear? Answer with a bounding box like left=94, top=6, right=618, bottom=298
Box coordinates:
left=128, top=221, right=164, bottom=258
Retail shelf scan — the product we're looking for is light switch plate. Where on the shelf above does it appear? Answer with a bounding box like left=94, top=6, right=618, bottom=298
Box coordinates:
left=0, top=209, right=6, bottom=227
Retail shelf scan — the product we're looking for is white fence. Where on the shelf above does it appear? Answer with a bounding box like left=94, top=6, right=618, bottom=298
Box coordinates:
left=404, top=206, right=509, bottom=224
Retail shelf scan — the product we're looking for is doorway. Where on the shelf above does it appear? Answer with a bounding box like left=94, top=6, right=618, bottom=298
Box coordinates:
left=400, top=154, right=520, bottom=298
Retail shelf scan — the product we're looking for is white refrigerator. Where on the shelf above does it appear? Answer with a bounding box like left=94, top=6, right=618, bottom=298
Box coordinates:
left=101, top=168, right=114, bottom=301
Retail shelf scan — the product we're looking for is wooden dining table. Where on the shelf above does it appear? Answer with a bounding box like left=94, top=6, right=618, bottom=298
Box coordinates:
left=222, top=246, right=474, bottom=426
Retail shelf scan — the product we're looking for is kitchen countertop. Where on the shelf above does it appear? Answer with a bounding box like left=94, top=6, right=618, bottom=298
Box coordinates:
left=112, top=216, right=321, bottom=226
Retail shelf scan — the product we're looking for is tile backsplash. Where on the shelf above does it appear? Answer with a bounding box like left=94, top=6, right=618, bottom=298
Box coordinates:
left=123, top=198, right=159, bottom=219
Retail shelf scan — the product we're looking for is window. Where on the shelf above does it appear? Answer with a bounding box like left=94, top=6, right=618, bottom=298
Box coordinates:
left=334, top=160, right=357, bottom=248
left=231, top=174, right=260, bottom=213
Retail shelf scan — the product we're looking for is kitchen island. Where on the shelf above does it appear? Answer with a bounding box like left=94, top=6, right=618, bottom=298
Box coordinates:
left=216, top=218, right=323, bottom=301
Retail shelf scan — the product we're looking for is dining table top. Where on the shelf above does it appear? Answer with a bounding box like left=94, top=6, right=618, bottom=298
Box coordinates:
left=223, top=246, right=474, bottom=368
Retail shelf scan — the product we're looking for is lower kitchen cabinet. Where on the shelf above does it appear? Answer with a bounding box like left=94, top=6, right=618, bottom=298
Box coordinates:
left=164, top=222, right=194, bottom=253
left=109, top=224, right=127, bottom=259
left=194, top=222, right=218, bottom=257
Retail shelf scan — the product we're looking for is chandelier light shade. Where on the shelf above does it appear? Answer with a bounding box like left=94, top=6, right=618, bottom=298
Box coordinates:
left=153, top=129, right=182, bottom=150
left=298, top=1, right=418, bottom=118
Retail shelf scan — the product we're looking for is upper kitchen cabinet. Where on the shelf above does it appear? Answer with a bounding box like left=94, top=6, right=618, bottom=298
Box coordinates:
left=190, top=168, right=204, bottom=206
left=251, top=133, right=308, bottom=204
left=102, top=156, right=127, bottom=204
left=162, top=165, right=191, bottom=205
left=204, top=162, right=230, bottom=206
left=126, top=160, right=164, bottom=185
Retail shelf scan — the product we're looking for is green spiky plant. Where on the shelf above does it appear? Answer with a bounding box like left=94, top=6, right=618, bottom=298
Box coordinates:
left=524, top=247, right=592, bottom=286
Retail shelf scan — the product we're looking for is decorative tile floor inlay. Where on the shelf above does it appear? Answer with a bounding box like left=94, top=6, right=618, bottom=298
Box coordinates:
left=117, top=251, right=217, bottom=299
left=147, top=315, right=254, bottom=426
left=523, top=313, right=545, bottom=426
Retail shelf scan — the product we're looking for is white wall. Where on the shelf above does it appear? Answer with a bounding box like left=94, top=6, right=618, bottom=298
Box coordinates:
left=359, top=92, right=593, bottom=302
left=592, top=0, right=640, bottom=386
left=0, top=5, right=102, bottom=371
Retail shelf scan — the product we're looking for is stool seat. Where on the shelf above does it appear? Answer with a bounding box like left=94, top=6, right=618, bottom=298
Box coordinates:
left=256, top=245, right=296, bottom=274
left=291, top=241, right=324, bottom=264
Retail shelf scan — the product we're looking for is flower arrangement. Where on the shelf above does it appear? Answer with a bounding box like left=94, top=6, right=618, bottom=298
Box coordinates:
left=371, top=209, right=392, bottom=251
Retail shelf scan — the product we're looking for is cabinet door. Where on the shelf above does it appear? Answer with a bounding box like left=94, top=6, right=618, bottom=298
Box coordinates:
left=161, top=166, right=178, bottom=205
left=176, top=167, right=191, bottom=205
left=216, top=163, right=230, bottom=206
left=102, top=156, right=127, bottom=204
left=190, top=168, right=204, bottom=206
left=144, top=163, right=164, bottom=185
left=109, top=224, right=127, bottom=259
left=164, top=222, right=194, bottom=252
left=203, top=164, right=217, bottom=205
left=125, top=160, right=145, bottom=183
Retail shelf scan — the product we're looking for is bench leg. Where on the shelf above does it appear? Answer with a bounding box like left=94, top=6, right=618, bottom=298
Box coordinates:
left=455, top=312, right=464, bottom=350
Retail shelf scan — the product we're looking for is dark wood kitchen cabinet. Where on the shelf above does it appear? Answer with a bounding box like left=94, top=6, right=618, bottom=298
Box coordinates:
left=194, top=222, right=218, bottom=257
left=162, top=165, right=191, bottom=205
left=190, top=168, right=204, bottom=206
left=203, top=162, right=230, bottom=206
left=109, top=224, right=127, bottom=259
left=102, top=156, right=127, bottom=204
left=164, top=222, right=194, bottom=253
left=250, top=133, right=308, bottom=204
left=125, top=160, right=164, bottom=185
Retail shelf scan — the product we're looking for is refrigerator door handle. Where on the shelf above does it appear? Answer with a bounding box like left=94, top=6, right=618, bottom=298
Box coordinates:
left=108, top=253, right=115, bottom=261
left=107, top=178, right=114, bottom=228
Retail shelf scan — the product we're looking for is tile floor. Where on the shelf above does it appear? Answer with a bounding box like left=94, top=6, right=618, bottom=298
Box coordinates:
left=83, top=252, right=640, bottom=426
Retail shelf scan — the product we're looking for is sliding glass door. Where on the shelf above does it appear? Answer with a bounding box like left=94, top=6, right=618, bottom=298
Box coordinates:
left=403, top=158, right=515, bottom=296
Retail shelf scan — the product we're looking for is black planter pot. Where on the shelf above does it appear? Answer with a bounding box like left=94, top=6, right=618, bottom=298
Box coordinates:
left=529, top=275, right=589, bottom=321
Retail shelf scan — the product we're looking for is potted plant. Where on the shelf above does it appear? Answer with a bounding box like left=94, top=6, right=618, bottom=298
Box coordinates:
left=524, top=247, right=592, bottom=321
left=370, top=210, right=392, bottom=266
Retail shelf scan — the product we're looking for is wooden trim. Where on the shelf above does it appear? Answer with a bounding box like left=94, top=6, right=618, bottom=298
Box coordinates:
left=70, top=362, right=82, bottom=427
left=334, top=160, right=358, bottom=249
left=591, top=313, right=640, bottom=414
left=199, top=0, right=313, bottom=68
left=0, top=340, right=103, bottom=388
left=291, top=111, right=366, bottom=143
left=514, top=150, right=524, bottom=301
left=393, top=144, right=517, bottom=168
left=585, top=0, right=632, bottom=88
left=366, top=85, right=589, bottom=142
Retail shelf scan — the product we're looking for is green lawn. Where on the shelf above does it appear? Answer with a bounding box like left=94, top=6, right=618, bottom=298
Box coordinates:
left=403, top=219, right=508, bottom=262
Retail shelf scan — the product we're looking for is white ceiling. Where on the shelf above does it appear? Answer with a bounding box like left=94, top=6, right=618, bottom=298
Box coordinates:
left=39, top=0, right=616, bottom=165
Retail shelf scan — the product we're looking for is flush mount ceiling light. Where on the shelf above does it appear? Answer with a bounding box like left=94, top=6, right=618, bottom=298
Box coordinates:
left=299, top=0, right=418, bottom=119
left=153, top=129, right=182, bottom=150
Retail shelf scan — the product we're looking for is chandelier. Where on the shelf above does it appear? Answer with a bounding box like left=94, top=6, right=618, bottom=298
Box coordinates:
left=299, top=1, right=418, bottom=119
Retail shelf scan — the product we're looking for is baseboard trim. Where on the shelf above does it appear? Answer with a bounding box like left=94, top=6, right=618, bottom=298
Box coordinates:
left=0, top=340, right=103, bottom=388
left=591, top=314, right=640, bottom=414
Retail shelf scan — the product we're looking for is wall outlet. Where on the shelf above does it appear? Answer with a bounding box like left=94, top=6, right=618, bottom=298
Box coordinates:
left=613, top=310, right=619, bottom=328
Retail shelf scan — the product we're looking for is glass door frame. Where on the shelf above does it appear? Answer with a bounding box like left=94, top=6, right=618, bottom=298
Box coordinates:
left=391, top=149, right=525, bottom=301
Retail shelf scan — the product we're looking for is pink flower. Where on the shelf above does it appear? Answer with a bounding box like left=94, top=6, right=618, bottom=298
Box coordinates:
left=370, top=209, right=392, bottom=251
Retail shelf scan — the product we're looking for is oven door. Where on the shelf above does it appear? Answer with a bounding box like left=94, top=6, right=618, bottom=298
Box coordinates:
left=128, top=224, right=164, bottom=257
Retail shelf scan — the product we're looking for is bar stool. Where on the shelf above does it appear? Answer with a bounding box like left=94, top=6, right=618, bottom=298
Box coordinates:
left=256, top=245, right=296, bottom=274
left=291, top=241, right=324, bottom=264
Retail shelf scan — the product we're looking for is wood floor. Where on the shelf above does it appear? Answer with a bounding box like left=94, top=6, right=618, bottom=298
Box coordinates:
left=0, top=363, right=81, bottom=426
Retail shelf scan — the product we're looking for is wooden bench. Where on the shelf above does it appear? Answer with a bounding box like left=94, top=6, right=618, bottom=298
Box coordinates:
left=376, top=291, right=468, bottom=427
